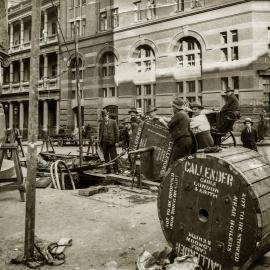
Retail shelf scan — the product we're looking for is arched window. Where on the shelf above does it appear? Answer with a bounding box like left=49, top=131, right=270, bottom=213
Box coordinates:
left=99, top=52, right=117, bottom=78
left=133, top=45, right=155, bottom=72
left=70, top=57, right=84, bottom=81
left=176, top=37, right=201, bottom=68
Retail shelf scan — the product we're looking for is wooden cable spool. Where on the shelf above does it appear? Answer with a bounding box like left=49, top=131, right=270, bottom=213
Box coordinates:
left=129, top=119, right=173, bottom=181
left=158, top=147, right=270, bottom=270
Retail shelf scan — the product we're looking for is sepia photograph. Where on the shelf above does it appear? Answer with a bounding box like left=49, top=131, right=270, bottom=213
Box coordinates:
left=0, top=0, right=270, bottom=269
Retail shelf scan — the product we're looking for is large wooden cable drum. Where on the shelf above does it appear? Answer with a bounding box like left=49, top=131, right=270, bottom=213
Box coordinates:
left=158, top=147, right=270, bottom=270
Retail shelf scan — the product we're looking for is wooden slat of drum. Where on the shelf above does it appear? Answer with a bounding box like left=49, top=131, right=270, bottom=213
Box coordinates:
left=209, top=147, right=250, bottom=158
left=250, top=179, right=270, bottom=197
left=223, top=150, right=261, bottom=163
left=257, top=193, right=270, bottom=212
left=261, top=209, right=270, bottom=235
left=233, top=157, right=269, bottom=173
left=243, top=165, right=270, bottom=185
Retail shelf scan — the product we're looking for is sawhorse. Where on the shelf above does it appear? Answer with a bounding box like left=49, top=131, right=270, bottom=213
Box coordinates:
left=0, top=143, right=25, bottom=201
left=40, top=135, right=55, bottom=154
left=131, top=154, right=142, bottom=189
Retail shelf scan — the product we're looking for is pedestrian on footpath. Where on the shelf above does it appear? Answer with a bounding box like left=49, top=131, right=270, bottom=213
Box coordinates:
left=241, top=118, right=258, bottom=151
left=98, top=110, right=119, bottom=174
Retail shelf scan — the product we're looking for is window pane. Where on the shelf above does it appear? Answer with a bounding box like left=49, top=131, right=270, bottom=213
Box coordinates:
left=136, top=85, right=142, bottom=95
left=145, top=84, right=151, bottom=95
left=221, top=77, right=228, bottom=90
left=109, top=66, right=115, bottom=76
left=231, top=46, right=238, bottom=61
left=221, top=48, right=228, bottom=61
left=177, top=81, right=183, bottom=94
left=103, top=88, right=107, bottom=97
left=187, top=54, right=195, bottom=66
left=186, top=81, right=195, bottom=92
left=176, top=56, right=183, bottom=67
left=231, top=30, right=238, bottom=42
left=232, top=76, right=239, bottom=89
left=220, top=32, right=227, bottom=44
left=144, top=60, right=151, bottom=71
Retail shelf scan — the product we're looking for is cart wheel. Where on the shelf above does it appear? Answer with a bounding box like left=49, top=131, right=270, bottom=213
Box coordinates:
left=57, top=137, right=64, bottom=146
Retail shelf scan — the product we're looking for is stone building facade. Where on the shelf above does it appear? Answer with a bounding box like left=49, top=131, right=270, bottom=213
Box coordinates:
left=1, top=0, right=270, bottom=135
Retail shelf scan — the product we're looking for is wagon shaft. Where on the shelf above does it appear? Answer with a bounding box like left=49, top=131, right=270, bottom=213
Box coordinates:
left=158, top=147, right=270, bottom=270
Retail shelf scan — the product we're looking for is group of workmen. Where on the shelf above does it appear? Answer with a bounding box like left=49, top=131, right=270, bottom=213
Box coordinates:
left=98, top=87, right=261, bottom=174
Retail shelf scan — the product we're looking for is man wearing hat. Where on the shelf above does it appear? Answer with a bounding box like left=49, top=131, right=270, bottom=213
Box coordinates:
left=190, top=102, right=214, bottom=149
left=146, top=107, right=159, bottom=120
left=98, top=110, right=119, bottom=174
left=128, top=107, right=139, bottom=131
left=167, top=98, right=192, bottom=162
left=218, top=87, right=240, bottom=132
left=241, top=118, right=258, bottom=151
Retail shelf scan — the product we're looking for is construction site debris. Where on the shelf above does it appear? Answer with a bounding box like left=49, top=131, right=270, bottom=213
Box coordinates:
left=78, top=186, right=109, bottom=196
left=136, top=247, right=200, bottom=270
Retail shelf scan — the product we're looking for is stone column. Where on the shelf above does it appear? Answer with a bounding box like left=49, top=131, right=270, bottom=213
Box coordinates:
left=44, top=9, right=48, bottom=42
left=20, top=59, right=24, bottom=87
left=44, top=54, right=48, bottom=87
left=195, top=80, right=199, bottom=102
left=10, top=62, right=13, bottom=90
left=20, top=19, right=24, bottom=47
left=9, top=102, right=13, bottom=128
left=10, top=23, right=13, bottom=49
left=56, top=100, right=60, bottom=134
left=57, top=52, right=60, bottom=87
left=43, top=100, right=48, bottom=133
left=19, top=102, right=24, bottom=131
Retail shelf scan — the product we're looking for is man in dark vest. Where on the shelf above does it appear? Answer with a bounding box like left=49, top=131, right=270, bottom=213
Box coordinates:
left=98, top=110, right=119, bottom=174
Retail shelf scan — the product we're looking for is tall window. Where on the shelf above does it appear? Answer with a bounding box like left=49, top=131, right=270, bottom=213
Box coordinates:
left=134, top=45, right=155, bottom=72
left=191, top=0, right=201, bottom=8
left=176, top=0, right=184, bottom=11
left=176, top=37, right=201, bottom=68
left=231, top=30, right=238, bottom=42
left=146, top=0, right=155, bottom=20
left=70, top=22, right=74, bottom=38
left=136, top=84, right=156, bottom=114
left=220, top=30, right=239, bottom=61
left=81, top=19, right=86, bottom=36
left=99, top=52, right=117, bottom=77
left=103, top=87, right=117, bottom=97
left=220, top=32, right=227, bottom=44
left=111, top=8, right=119, bottom=28
left=100, top=11, right=108, bottom=31
left=70, top=0, right=74, bottom=8
left=177, top=80, right=202, bottom=102
left=70, top=58, right=84, bottom=81
left=221, top=48, right=228, bottom=61
left=221, top=77, right=229, bottom=91
left=134, top=1, right=142, bottom=22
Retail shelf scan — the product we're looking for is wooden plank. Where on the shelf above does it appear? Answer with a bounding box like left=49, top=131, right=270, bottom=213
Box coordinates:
left=223, top=151, right=261, bottom=164
left=233, top=157, right=268, bottom=173
left=78, top=186, right=109, bottom=196
left=243, top=165, right=270, bottom=185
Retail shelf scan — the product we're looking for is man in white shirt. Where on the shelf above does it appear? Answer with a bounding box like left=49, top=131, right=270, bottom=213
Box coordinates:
left=190, top=102, right=214, bottom=149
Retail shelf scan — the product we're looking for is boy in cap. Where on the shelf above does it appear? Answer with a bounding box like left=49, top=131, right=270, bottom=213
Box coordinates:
left=167, top=98, right=192, bottom=162
left=190, top=102, right=214, bottom=149
left=98, top=109, right=119, bottom=174
left=241, top=118, right=258, bottom=151
left=128, top=107, right=139, bottom=131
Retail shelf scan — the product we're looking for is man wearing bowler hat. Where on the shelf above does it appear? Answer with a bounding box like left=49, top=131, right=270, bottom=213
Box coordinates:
left=167, top=98, right=192, bottom=162
left=241, top=118, right=258, bottom=151
left=98, top=110, right=119, bottom=174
